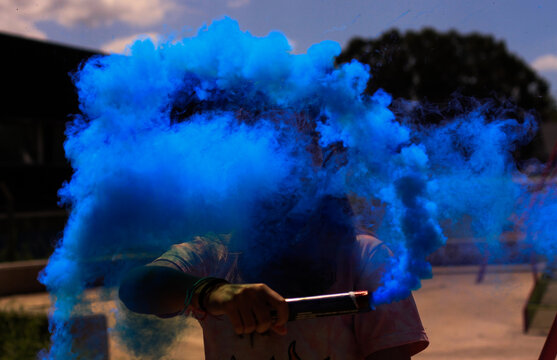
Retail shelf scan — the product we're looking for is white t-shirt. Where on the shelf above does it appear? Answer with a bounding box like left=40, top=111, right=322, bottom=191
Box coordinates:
left=154, top=234, right=428, bottom=359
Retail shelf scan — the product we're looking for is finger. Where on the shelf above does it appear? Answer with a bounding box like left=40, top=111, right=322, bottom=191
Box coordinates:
left=226, top=307, right=244, bottom=335
left=252, top=301, right=273, bottom=334
left=238, top=301, right=257, bottom=334
left=271, top=323, right=287, bottom=336
left=265, top=289, right=289, bottom=326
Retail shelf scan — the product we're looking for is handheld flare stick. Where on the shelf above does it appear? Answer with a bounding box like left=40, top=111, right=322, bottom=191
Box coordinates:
left=273, top=290, right=371, bottom=321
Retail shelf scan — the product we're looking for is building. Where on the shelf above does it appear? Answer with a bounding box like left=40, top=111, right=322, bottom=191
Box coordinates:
left=0, top=33, right=100, bottom=261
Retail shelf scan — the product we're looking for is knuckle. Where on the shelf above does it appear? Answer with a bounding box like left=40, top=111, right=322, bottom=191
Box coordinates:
left=243, top=287, right=255, bottom=296
left=238, top=286, right=254, bottom=298
left=244, top=324, right=256, bottom=333
left=250, top=283, right=264, bottom=293
left=257, top=320, right=272, bottom=332
left=255, top=327, right=267, bottom=334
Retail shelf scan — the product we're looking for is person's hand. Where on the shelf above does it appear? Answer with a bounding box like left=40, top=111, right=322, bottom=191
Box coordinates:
left=201, top=283, right=289, bottom=335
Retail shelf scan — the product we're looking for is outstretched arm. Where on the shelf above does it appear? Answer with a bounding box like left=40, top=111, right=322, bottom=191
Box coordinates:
left=203, top=282, right=289, bottom=335
left=119, top=264, right=200, bottom=316
left=118, top=265, right=289, bottom=335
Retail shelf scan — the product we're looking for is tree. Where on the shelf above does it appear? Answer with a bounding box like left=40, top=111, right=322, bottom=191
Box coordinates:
left=336, top=28, right=557, bottom=161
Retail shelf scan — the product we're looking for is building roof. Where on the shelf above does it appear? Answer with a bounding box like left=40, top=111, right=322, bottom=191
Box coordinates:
left=1, top=32, right=101, bottom=118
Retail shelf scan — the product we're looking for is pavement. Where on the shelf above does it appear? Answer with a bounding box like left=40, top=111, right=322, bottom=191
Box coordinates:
left=0, top=264, right=552, bottom=360
left=413, top=265, right=549, bottom=360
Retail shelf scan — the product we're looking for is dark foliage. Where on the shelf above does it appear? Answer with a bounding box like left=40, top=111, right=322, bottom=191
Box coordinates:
left=0, top=311, right=50, bottom=360
left=336, top=28, right=557, bottom=160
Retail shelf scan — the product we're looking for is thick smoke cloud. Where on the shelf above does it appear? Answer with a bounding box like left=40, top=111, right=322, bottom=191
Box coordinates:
left=38, top=17, right=552, bottom=358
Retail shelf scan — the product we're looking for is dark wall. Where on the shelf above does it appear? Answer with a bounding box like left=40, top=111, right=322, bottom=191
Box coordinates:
left=1, top=33, right=100, bottom=210
left=0, top=33, right=100, bottom=260
left=2, top=33, right=99, bottom=118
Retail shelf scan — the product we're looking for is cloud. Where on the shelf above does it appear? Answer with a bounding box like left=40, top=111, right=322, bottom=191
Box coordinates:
left=0, top=3, right=47, bottom=39
left=1, top=0, right=176, bottom=34
left=101, top=33, right=161, bottom=54
left=532, top=54, right=557, bottom=72
left=52, top=0, right=175, bottom=28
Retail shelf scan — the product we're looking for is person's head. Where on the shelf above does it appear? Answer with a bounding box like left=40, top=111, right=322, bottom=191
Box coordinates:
left=237, top=195, right=356, bottom=297
left=176, top=93, right=354, bottom=295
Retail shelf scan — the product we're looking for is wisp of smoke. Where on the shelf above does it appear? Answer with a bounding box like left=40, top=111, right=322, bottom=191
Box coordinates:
left=38, top=17, right=551, bottom=358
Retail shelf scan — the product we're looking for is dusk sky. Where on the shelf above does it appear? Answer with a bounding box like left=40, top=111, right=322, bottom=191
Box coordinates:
left=2, top=0, right=557, bottom=98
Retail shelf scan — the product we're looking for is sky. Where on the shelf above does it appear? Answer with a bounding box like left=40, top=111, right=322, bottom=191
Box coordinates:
left=2, top=0, right=557, bottom=98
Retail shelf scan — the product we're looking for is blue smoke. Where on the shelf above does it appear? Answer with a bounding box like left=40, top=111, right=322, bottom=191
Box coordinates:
left=38, top=17, right=552, bottom=358
left=519, top=185, right=557, bottom=263
left=111, top=302, right=190, bottom=360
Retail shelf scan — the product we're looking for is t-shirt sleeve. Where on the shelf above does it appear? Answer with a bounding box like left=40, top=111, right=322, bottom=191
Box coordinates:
left=150, top=234, right=229, bottom=278
left=353, top=235, right=429, bottom=357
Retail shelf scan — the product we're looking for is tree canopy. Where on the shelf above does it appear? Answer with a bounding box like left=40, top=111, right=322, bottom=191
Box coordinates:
left=336, top=28, right=557, bottom=160
left=337, top=28, right=555, bottom=120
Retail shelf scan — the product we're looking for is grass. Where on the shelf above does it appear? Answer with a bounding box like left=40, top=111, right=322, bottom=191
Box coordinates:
left=0, top=311, right=50, bottom=360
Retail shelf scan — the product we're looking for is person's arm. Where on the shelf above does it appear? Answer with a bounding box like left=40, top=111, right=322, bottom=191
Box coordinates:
left=118, top=264, right=201, bottom=316
left=118, top=264, right=289, bottom=335
left=203, top=282, right=289, bottom=335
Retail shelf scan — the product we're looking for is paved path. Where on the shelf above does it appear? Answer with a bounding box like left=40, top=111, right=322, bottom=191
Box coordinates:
left=413, top=266, right=547, bottom=360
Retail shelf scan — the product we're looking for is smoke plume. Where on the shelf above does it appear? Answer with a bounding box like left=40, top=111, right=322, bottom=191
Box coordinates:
left=38, top=18, right=552, bottom=358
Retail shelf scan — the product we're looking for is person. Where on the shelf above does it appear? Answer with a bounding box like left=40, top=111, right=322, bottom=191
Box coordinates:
left=119, top=195, right=429, bottom=359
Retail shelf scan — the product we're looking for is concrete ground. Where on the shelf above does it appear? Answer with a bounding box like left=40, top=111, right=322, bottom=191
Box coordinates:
left=413, top=266, right=548, bottom=360
left=0, top=265, right=551, bottom=360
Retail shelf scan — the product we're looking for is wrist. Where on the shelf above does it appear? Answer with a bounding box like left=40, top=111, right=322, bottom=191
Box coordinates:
left=191, top=277, right=229, bottom=313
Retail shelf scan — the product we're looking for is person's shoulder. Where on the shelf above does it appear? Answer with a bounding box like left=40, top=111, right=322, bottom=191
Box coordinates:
left=355, top=233, right=382, bottom=248
left=351, top=233, right=394, bottom=280
left=189, top=233, right=230, bottom=254
left=354, top=233, right=392, bottom=259
left=151, top=233, right=231, bottom=274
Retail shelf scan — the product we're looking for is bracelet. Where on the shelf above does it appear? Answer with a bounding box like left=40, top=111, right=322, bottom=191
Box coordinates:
left=183, top=277, right=228, bottom=313
left=183, top=277, right=207, bottom=311
left=196, top=277, right=229, bottom=312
